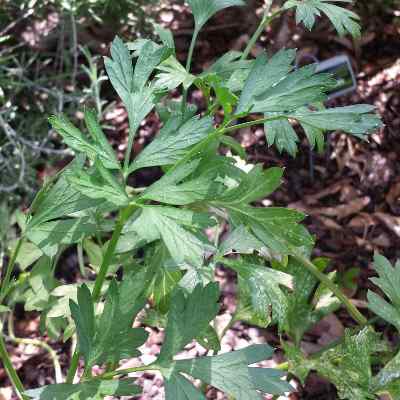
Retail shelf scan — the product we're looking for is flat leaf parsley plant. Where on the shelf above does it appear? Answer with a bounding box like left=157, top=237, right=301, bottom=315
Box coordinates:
left=2, top=1, right=397, bottom=399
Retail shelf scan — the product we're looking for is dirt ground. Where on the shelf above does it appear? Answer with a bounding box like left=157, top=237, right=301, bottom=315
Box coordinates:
left=1, top=1, right=400, bottom=399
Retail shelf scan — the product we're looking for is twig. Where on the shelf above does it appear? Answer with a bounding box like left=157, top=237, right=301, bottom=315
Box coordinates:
left=7, top=314, right=63, bottom=383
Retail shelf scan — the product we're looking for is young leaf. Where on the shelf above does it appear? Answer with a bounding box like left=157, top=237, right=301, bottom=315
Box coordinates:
left=283, top=0, right=361, bottom=37
left=187, top=0, right=246, bottom=33
left=367, top=254, right=400, bottom=332
left=104, top=37, right=157, bottom=169
left=128, top=115, right=213, bottom=173
left=25, top=379, right=141, bottom=400
left=70, top=272, right=149, bottom=369
left=104, top=36, right=133, bottom=105
left=155, top=55, right=196, bottom=91
left=157, top=283, right=220, bottom=362
left=169, top=344, right=292, bottom=399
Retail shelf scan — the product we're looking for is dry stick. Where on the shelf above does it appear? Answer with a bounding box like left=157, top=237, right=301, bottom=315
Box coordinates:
left=7, top=314, right=63, bottom=383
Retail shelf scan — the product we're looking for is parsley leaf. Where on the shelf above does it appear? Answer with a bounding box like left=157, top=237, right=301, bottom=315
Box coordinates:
left=284, top=0, right=361, bottom=37
left=368, top=254, right=400, bottom=332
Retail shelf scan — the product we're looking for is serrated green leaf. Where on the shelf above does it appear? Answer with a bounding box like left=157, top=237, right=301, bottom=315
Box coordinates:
left=237, top=50, right=297, bottom=114
left=24, top=256, right=57, bottom=312
left=26, top=217, right=98, bottom=257
left=173, top=344, right=292, bottom=399
left=68, top=160, right=128, bottom=207
left=222, top=204, right=314, bottom=256
left=237, top=50, right=381, bottom=155
left=224, top=258, right=292, bottom=326
left=155, top=55, right=196, bottom=91
left=284, top=0, right=361, bottom=37
left=69, top=284, right=95, bottom=366
left=104, top=37, right=157, bottom=171
left=26, top=158, right=103, bottom=230
left=219, top=225, right=265, bottom=255
left=285, top=327, right=381, bottom=400
left=49, top=115, right=118, bottom=170
left=188, top=0, right=245, bottom=33
left=165, top=373, right=206, bottom=400
left=158, top=283, right=220, bottom=362
left=282, top=256, right=340, bottom=344
left=140, top=160, right=222, bottom=205
left=84, top=109, right=120, bottom=170
left=134, top=39, right=170, bottom=91
left=70, top=272, right=148, bottom=369
left=128, top=115, right=213, bottom=173
left=25, top=379, right=141, bottom=400
left=292, top=104, right=382, bottom=137
left=368, top=254, right=400, bottom=332
left=265, top=118, right=299, bottom=156
left=217, top=165, right=283, bottom=205
left=121, top=206, right=215, bottom=265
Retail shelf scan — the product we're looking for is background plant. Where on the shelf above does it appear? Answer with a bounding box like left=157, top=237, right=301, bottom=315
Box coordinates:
left=1, top=1, right=399, bottom=399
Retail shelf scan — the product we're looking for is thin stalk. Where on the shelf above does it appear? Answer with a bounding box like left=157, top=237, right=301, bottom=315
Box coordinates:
left=293, top=253, right=368, bottom=326
left=181, top=28, right=199, bottom=113
left=0, top=334, right=26, bottom=399
left=7, top=315, right=63, bottom=383
left=220, top=115, right=285, bottom=135
left=77, top=242, right=86, bottom=278
left=91, top=204, right=136, bottom=302
left=96, top=364, right=160, bottom=380
left=241, top=1, right=282, bottom=60
left=0, top=237, right=23, bottom=304
left=66, top=350, right=80, bottom=384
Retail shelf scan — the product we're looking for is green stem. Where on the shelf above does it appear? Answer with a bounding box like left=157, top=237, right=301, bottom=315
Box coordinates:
left=220, top=115, right=285, bottom=135
left=96, top=364, right=159, bottom=380
left=0, top=237, right=23, bottom=304
left=77, top=242, right=86, bottom=278
left=66, top=350, right=80, bottom=384
left=181, top=28, right=199, bottom=113
left=91, top=204, right=136, bottom=302
left=0, top=334, right=26, bottom=399
left=241, top=2, right=282, bottom=60
left=293, top=253, right=368, bottom=326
